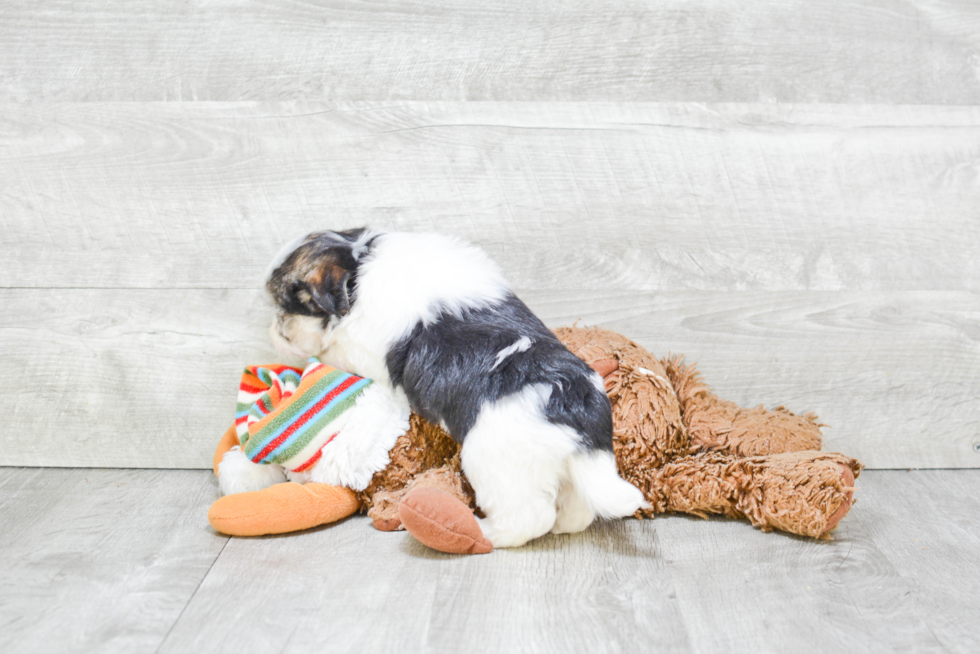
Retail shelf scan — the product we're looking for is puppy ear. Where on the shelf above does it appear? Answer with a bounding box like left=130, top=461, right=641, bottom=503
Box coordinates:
left=309, top=271, right=352, bottom=317
left=335, top=271, right=352, bottom=315
left=307, top=284, right=336, bottom=315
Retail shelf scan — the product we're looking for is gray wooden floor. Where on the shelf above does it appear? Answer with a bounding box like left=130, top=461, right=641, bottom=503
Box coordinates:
left=2, top=1, right=978, bottom=651
left=1, top=468, right=976, bottom=654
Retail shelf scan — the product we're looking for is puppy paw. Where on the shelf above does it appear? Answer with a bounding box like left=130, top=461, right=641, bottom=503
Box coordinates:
left=399, top=488, right=493, bottom=555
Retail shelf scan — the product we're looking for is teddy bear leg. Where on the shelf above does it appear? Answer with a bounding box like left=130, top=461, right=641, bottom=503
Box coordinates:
left=732, top=452, right=861, bottom=538
left=639, top=451, right=861, bottom=538
left=640, top=452, right=743, bottom=519
left=208, top=482, right=361, bottom=537
left=662, top=356, right=824, bottom=457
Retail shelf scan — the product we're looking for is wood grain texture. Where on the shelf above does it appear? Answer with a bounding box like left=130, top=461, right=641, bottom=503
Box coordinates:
left=2, top=0, right=980, bottom=103
left=153, top=470, right=979, bottom=654
left=655, top=470, right=980, bottom=653
left=857, top=471, right=980, bottom=654
left=537, top=289, right=980, bottom=469
left=2, top=102, right=979, bottom=291
left=0, top=468, right=228, bottom=654
left=0, top=289, right=281, bottom=469
left=1, top=288, right=976, bottom=469
left=158, top=513, right=686, bottom=654
left=2, top=469, right=977, bottom=653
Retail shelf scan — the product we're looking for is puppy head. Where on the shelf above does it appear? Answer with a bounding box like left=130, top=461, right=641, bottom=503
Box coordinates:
left=265, top=228, right=374, bottom=358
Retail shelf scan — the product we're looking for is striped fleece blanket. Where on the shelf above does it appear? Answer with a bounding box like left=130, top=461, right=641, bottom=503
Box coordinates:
left=235, top=358, right=373, bottom=472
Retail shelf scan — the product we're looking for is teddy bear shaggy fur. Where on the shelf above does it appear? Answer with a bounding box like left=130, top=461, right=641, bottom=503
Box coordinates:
left=209, top=326, right=862, bottom=549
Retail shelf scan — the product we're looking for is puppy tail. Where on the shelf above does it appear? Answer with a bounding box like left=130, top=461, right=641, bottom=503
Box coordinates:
left=567, top=449, right=648, bottom=519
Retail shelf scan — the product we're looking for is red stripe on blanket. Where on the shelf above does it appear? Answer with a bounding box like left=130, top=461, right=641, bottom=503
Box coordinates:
left=250, top=376, right=361, bottom=463
left=290, top=431, right=339, bottom=472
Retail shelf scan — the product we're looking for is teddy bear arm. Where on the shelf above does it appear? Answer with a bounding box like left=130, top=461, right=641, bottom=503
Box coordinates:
left=208, top=482, right=361, bottom=536
left=210, top=424, right=362, bottom=536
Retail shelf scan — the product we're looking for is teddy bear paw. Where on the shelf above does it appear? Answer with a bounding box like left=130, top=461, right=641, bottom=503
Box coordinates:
left=399, top=487, right=493, bottom=555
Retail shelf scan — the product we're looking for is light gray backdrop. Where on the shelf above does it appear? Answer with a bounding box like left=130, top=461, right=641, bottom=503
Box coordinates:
left=2, top=0, right=978, bottom=469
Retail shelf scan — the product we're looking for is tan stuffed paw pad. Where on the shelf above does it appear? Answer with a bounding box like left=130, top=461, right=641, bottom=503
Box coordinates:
left=399, top=488, right=493, bottom=555
left=822, top=464, right=856, bottom=535
left=373, top=517, right=403, bottom=531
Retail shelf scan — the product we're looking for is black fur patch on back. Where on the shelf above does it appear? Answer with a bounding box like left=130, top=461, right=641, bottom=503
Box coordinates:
left=386, top=293, right=613, bottom=451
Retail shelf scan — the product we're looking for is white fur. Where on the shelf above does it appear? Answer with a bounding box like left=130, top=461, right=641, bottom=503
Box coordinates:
left=218, top=446, right=287, bottom=496
left=268, top=314, right=328, bottom=362
left=460, top=385, right=645, bottom=547
left=346, top=229, right=376, bottom=261
left=557, top=450, right=648, bottom=527
left=461, top=385, right=577, bottom=547
left=268, top=230, right=646, bottom=548
left=287, top=382, right=410, bottom=490
left=218, top=383, right=410, bottom=495
left=270, top=232, right=510, bottom=382
left=491, top=336, right=533, bottom=371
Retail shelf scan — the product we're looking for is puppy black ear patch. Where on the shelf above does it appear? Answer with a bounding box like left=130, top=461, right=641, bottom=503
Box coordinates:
left=306, top=260, right=354, bottom=317
left=336, top=271, right=352, bottom=315
left=308, top=285, right=336, bottom=314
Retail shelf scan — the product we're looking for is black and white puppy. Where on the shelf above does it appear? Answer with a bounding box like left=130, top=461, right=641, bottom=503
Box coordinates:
left=265, top=229, right=646, bottom=548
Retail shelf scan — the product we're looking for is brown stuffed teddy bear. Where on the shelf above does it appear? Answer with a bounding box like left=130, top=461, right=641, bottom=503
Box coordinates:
left=209, top=326, right=862, bottom=553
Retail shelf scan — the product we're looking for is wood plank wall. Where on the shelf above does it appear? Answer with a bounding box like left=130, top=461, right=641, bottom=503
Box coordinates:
left=1, top=1, right=978, bottom=469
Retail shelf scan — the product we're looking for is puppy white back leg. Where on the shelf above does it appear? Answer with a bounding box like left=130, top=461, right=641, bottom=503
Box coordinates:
left=552, top=474, right=596, bottom=535
left=461, top=386, right=578, bottom=549
left=470, top=476, right=559, bottom=549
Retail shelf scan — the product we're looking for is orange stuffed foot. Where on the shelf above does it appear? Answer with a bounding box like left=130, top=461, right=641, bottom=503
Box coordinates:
left=399, top=488, right=493, bottom=555
left=208, top=482, right=360, bottom=536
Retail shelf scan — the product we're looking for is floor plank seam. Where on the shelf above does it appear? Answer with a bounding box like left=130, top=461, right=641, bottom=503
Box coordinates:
left=153, top=533, right=230, bottom=654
